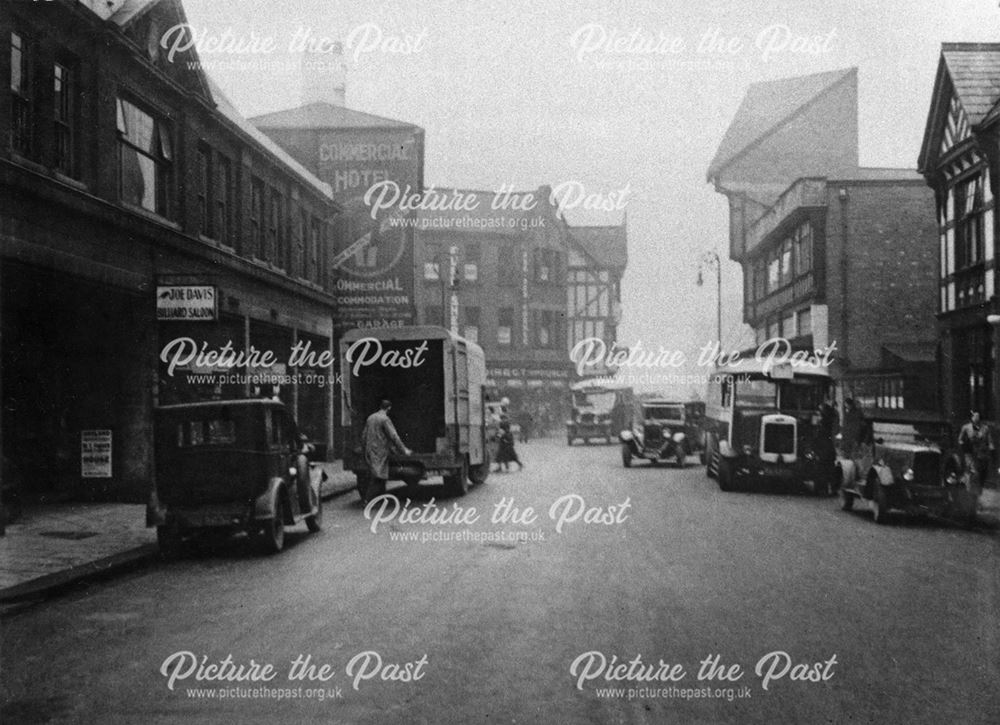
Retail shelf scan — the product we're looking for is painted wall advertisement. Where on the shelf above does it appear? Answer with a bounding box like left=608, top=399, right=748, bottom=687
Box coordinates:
left=80, top=429, right=112, bottom=478
left=318, top=127, right=422, bottom=334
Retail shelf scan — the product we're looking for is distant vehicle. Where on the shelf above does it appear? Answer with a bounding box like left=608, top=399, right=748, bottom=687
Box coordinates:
left=620, top=400, right=705, bottom=468
left=340, top=326, right=491, bottom=498
left=836, top=411, right=974, bottom=525
left=567, top=380, right=634, bottom=445
left=148, top=399, right=323, bottom=556
left=702, top=360, right=836, bottom=494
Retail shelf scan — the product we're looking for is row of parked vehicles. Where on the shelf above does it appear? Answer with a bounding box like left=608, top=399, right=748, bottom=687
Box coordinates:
left=614, top=360, right=980, bottom=527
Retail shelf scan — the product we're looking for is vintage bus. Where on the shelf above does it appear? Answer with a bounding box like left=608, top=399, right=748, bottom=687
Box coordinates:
left=566, top=380, right=635, bottom=445
left=702, top=360, right=836, bottom=494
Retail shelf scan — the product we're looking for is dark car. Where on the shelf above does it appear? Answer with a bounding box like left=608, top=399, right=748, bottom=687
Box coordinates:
left=836, top=412, right=973, bottom=524
left=147, top=399, right=323, bottom=555
left=620, top=400, right=703, bottom=468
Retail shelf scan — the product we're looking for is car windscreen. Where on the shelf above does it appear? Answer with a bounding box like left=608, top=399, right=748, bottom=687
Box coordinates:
left=643, top=406, right=684, bottom=422
left=871, top=422, right=949, bottom=448
left=574, top=391, right=616, bottom=413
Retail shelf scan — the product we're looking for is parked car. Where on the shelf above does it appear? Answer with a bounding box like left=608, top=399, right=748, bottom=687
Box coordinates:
left=148, top=399, right=323, bottom=556
left=836, top=411, right=974, bottom=524
left=620, top=400, right=702, bottom=468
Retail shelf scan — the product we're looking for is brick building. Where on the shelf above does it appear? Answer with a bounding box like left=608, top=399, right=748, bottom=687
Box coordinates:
left=708, top=68, right=939, bottom=412
left=1, top=0, right=342, bottom=504
left=918, top=43, right=1000, bottom=422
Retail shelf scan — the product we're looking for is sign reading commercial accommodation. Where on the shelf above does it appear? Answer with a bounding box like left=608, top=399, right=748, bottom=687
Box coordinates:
left=156, top=285, right=217, bottom=321
left=317, top=126, right=421, bottom=334
left=81, top=430, right=112, bottom=478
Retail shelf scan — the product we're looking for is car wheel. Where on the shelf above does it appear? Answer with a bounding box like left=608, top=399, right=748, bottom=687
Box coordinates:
left=260, top=494, right=287, bottom=553
left=717, top=457, right=734, bottom=492
left=871, top=483, right=890, bottom=525
left=305, top=490, right=322, bottom=533
left=839, top=487, right=854, bottom=511
left=676, top=450, right=685, bottom=468
left=622, top=445, right=632, bottom=468
left=157, top=526, right=184, bottom=560
left=444, top=458, right=470, bottom=497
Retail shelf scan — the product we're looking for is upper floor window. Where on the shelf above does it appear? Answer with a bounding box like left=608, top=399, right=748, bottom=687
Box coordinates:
left=53, top=61, right=76, bottom=175
left=793, top=224, right=812, bottom=276
left=463, top=307, right=480, bottom=343
left=10, top=32, right=32, bottom=157
left=309, top=218, right=322, bottom=285
left=250, top=177, right=264, bottom=258
left=117, top=97, right=172, bottom=216
left=423, top=243, right=441, bottom=281
left=196, top=144, right=211, bottom=235
left=215, top=154, right=232, bottom=245
left=464, top=243, right=480, bottom=282
left=498, top=245, right=518, bottom=284
left=268, top=189, right=283, bottom=267
left=954, top=175, right=984, bottom=271
left=498, top=307, right=514, bottom=345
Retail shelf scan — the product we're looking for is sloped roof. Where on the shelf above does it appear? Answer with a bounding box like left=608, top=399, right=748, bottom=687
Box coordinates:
left=207, top=78, right=333, bottom=199
left=108, top=0, right=160, bottom=26
left=707, top=68, right=856, bottom=181
left=568, top=224, right=628, bottom=270
left=251, top=102, right=420, bottom=131
left=918, top=43, right=1000, bottom=172
left=941, top=43, right=1000, bottom=125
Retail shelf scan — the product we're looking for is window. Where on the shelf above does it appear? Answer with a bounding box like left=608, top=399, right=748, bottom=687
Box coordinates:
left=780, top=239, right=792, bottom=283
left=797, top=308, right=812, bottom=337
left=753, top=259, right=766, bottom=300
left=952, top=174, right=987, bottom=308
left=292, top=205, right=307, bottom=277
left=269, top=189, right=284, bottom=268
left=117, top=97, right=172, bottom=215
left=767, top=318, right=780, bottom=339
left=794, top=224, right=812, bottom=276
left=767, top=253, right=780, bottom=293
left=498, top=245, right=518, bottom=284
left=10, top=32, right=32, bottom=156
left=424, top=243, right=441, bottom=281
left=196, top=145, right=211, bottom=236
left=250, top=177, right=264, bottom=258
left=309, top=218, right=322, bottom=284
left=464, top=243, right=479, bottom=282
left=215, top=154, right=232, bottom=245
left=782, top=311, right=796, bottom=338
left=537, top=310, right=556, bottom=347
left=463, top=307, right=480, bottom=343
left=53, top=61, right=75, bottom=175
left=498, top=308, right=514, bottom=345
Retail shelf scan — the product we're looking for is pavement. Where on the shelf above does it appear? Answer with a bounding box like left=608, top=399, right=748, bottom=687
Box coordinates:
left=0, top=462, right=995, bottom=612
left=0, top=461, right=358, bottom=609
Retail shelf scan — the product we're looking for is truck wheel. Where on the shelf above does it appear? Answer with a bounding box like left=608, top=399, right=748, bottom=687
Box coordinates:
left=839, top=487, right=854, bottom=511
left=871, top=483, right=890, bottom=524
left=444, top=458, right=470, bottom=497
left=718, top=458, right=734, bottom=492
left=305, top=489, right=323, bottom=533
left=705, top=439, right=717, bottom=479
left=157, top=526, right=184, bottom=560
left=355, top=472, right=370, bottom=502
left=622, top=445, right=632, bottom=468
left=469, top=452, right=490, bottom=485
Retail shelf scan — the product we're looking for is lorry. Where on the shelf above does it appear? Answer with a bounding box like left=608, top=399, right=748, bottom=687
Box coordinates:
left=340, top=326, right=491, bottom=498
left=566, top=380, right=634, bottom=445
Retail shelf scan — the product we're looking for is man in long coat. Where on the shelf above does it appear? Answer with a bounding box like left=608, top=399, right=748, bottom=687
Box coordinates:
left=362, top=399, right=411, bottom=502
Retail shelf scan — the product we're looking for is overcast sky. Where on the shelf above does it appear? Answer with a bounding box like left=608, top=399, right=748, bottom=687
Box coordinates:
left=182, top=0, right=998, bottom=391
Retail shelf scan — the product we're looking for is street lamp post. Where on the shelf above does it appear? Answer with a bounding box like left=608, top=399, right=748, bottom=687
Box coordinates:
left=697, top=250, right=722, bottom=352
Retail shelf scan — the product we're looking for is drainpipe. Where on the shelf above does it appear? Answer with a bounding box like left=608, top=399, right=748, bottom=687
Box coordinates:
left=838, top=187, right=849, bottom=366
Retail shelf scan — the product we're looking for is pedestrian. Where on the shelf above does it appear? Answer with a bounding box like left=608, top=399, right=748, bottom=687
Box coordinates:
left=516, top=408, right=533, bottom=443
left=958, top=410, right=995, bottom=495
left=361, top=399, right=411, bottom=503
left=841, top=398, right=863, bottom=459
left=494, top=419, right=523, bottom=472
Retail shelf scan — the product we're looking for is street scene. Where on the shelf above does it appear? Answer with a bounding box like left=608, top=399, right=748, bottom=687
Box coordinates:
left=4, top=441, right=997, bottom=724
left=2, top=0, right=1000, bottom=723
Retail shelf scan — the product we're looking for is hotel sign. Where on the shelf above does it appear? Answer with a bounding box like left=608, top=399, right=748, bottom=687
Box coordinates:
left=156, top=285, right=218, bottom=321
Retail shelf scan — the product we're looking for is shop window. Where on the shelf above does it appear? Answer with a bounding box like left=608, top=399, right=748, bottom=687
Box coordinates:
left=10, top=32, right=32, bottom=157
left=53, top=59, right=77, bottom=176
left=117, top=96, right=172, bottom=216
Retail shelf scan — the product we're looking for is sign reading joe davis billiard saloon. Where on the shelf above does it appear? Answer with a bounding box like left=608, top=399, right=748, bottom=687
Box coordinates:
left=156, top=285, right=218, bottom=321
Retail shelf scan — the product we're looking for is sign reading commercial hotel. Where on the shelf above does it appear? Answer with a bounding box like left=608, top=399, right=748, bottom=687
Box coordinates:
left=81, top=430, right=112, bottom=478
left=317, top=127, right=421, bottom=333
left=156, top=285, right=218, bottom=321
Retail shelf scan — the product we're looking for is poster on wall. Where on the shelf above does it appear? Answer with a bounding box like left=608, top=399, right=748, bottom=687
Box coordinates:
left=80, top=429, right=112, bottom=479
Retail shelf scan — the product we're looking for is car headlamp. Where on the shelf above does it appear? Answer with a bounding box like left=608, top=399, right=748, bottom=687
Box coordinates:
left=902, top=467, right=914, bottom=482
